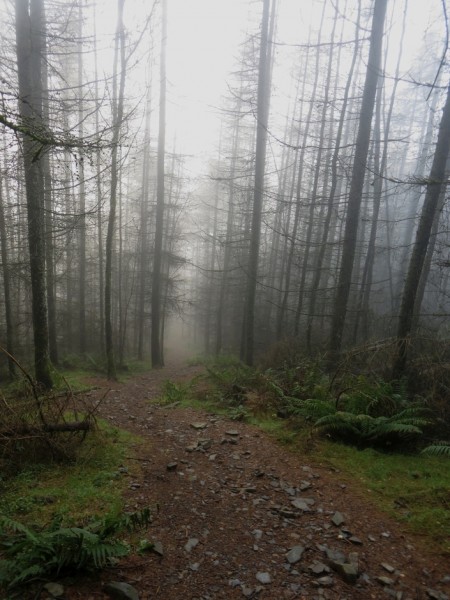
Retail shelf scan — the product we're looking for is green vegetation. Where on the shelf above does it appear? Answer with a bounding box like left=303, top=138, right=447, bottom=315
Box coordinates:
left=0, top=508, right=152, bottom=590
left=0, top=422, right=137, bottom=528
left=319, top=443, right=450, bottom=554
left=0, top=419, right=148, bottom=593
left=182, top=355, right=450, bottom=554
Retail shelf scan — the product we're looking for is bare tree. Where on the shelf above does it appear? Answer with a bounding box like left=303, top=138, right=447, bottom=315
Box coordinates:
left=105, top=0, right=126, bottom=379
left=242, top=0, right=272, bottom=365
left=393, top=82, right=450, bottom=377
left=151, top=0, right=167, bottom=368
left=328, top=0, right=388, bottom=365
left=15, top=0, right=53, bottom=388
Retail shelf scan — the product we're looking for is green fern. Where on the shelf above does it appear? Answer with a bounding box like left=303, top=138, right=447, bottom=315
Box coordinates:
left=313, top=404, right=429, bottom=446
left=0, top=508, right=152, bottom=590
left=421, top=442, right=450, bottom=457
left=287, top=398, right=335, bottom=420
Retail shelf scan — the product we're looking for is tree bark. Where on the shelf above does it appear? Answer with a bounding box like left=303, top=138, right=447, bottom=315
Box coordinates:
left=243, top=0, right=271, bottom=365
left=15, top=0, right=53, bottom=389
left=393, top=82, right=450, bottom=377
left=0, top=173, right=15, bottom=379
left=105, top=0, right=126, bottom=379
left=328, top=0, right=388, bottom=366
left=151, top=0, right=167, bottom=368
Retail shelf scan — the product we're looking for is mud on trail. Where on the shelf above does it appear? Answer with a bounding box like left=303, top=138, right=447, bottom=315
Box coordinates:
left=62, top=362, right=449, bottom=600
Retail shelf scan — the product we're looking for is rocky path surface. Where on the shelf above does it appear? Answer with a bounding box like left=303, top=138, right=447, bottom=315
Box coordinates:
left=64, top=363, right=449, bottom=600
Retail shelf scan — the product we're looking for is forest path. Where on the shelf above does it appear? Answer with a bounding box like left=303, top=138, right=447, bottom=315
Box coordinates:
left=66, top=361, right=449, bottom=600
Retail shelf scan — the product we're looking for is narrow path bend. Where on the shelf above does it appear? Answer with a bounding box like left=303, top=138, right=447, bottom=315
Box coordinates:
left=67, top=362, right=449, bottom=600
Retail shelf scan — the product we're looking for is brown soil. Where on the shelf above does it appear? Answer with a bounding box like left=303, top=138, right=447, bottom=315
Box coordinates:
left=48, top=363, right=450, bottom=599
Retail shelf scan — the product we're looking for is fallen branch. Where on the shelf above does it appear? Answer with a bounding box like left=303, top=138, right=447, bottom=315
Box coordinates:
left=0, top=421, right=92, bottom=437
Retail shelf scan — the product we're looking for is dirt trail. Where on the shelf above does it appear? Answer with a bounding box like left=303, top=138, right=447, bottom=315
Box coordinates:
left=64, top=362, right=449, bottom=600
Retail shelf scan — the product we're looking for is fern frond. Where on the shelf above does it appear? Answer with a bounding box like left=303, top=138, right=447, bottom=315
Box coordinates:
left=421, top=442, right=450, bottom=457
left=288, top=398, right=335, bottom=420
left=0, top=515, right=38, bottom=543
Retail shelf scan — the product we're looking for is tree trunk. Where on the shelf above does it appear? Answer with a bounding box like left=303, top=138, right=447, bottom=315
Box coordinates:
left=15, top=0, right=53, bottom=389
left=243, top=0, right=271, bottom=365
left=393, top=82, right=450, bottom=377
left=306, top=0, right=361, bottom=349
left=0, top=173, right=15, bottom=379
left=328, top=0, right=388, bottom=366
left=151, top=0, right=167, bottom=368
left=78, top=0, right=86, bottom=355
left=105, top=0, right=126, bottom=379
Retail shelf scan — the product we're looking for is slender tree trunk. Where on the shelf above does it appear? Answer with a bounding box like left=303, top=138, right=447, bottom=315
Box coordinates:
left=243, top=0, right=271, bottom=365
left=42, top=26, right=58, bottom=366
left=306, top=0, right=360, bottom=349
left=293, top=1, right=335, bottom=337
left=395, top=90, right=440, bottom=305
left=137, top=86, right=152, bottom=361
left=151, top=0, right=167, bottom=368
left=412, top=159, right=449, bottom=328
left=393, top=82, right=450, bottom=377
left=105, top=0, right=126, bottom=379
left=93, top=5, right=104, bottom=354
left=0, top=174, right=15, bottom=379
left=78, top=0, right=86, bottom=354
left=15, top=0, right=53, bottom=389
left=328, top=0, right=388, bottom=366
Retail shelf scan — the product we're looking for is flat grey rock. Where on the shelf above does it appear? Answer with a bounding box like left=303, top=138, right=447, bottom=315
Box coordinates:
left=291, top=498, right=311, bottom=511
left=256, top=572, right=271, bottom=584
left=184, top=537, right=199, bottom=552
left=104, top=582, right=139, bottom=600
left=43, top=583, right=64, bottom=598
left=331, top=511, right=345, bottom=526
left=286, top=545, right=305, bottom=564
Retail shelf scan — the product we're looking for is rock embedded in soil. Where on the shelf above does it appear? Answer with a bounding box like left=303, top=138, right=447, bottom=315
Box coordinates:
left=286, top=545, right=305, bottom=564
left=256, top=572, right=272, bottom=584
left=104, top=582, right=140, bottom=600
left=377, top=576, right=395, bottom=586
left=151, top=541, right=164, bottom=557
left=190, top=422, right=207, bottom=430
left=166, top=462, right=178, bottom=471
left=331, top=511, right=345, bottom=526
left=310, top=562, right=330, bottom=575
left=426, top=590, right=449, bottom=600
left=291, top=498, right=312, bottom=512
left=43, top=583, right=65, bottom=597
left=184, top=537, right=199, bottom=552
left=315, top=576, right=334, bottom=587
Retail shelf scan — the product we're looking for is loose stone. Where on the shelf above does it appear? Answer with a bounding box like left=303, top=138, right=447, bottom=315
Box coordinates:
left=43, top=583, right=65, bottom=598
left=184, top=538, right=199, bottom=552
left=256, top=572, right=272, bottom=584
left=377, top=576, right=395, bottom=586
left=104, top=582, right=140, bottom=600
left=331, top=511, right=345, bottom=526
left=286, top=545, right=305, bottom=564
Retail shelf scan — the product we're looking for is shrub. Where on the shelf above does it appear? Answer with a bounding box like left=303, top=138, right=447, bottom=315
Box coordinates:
left=421, top=442, right=450, bottom=457
left=0, top=508, right=152, bottom=590
left=288, top=378, right=431, bottom=449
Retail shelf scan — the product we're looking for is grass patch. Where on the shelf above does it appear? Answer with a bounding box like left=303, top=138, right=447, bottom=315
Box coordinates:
left=0, top=421, right=138, bottom=529
left=317, top=441, right=450, bottom=554
left=165, top=359, right=450, bottom=556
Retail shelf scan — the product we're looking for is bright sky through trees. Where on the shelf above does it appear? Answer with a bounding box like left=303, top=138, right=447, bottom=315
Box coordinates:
left=86, top=0, right=445, bottom=181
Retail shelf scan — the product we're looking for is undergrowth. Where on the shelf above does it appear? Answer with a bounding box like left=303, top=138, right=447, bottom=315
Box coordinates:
left=0, top=507, right=152, bottom=591
left=181, top=350, right=450, bottom=553
left=0, top=421, right=144, bottom=592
